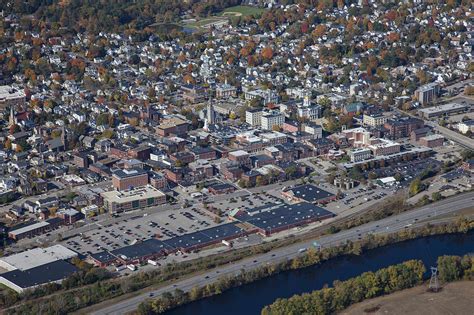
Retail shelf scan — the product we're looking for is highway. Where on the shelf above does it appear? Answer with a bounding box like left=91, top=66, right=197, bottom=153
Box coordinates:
left=430, top=123, right=474, bottom=150
left=92, top=191, right=474, bottom=315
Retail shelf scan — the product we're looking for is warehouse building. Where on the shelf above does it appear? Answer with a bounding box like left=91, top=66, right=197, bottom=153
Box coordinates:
left=8, top=218, right=63, bottom=240
left=89, top=223, right=248, bottom=266
left=0, top=260, right=78, bottom=293
left=230, top=202, right=335, bottom=236
left=0, top=245, right=77, bottom=271
left=281, top=184, right=336, bottom=204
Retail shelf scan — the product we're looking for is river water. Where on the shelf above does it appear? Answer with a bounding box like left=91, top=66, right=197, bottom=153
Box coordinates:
left=167, top=232, right=474, bottom=315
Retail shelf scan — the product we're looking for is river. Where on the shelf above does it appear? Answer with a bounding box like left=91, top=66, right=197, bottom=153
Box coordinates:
left=166, top=232, right=474, bottom=315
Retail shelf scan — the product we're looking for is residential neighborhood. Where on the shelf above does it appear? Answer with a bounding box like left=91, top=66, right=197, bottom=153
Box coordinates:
left=0, top=1, right=472, bottom=314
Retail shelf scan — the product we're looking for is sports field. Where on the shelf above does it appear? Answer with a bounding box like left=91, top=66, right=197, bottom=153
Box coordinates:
left=181, top=5, right=265, bottom=31
left=221, top=5, right=265, bottom=17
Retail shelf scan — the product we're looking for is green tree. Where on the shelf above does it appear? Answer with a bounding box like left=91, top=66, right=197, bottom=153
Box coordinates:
left=431, top=192, right=442, bottom=201
left=409, top=178, right=422, bottom=196
left=438, top=256, right=461, bottom=282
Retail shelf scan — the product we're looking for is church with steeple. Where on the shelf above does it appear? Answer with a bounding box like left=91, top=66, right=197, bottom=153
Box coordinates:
left=8, top=106, right=17, bottom=127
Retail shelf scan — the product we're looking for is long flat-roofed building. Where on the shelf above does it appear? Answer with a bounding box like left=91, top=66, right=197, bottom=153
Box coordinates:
left=89, top=223, right=248, bottom=266
left=281, top=184, right=336, bottom=204
left=418, top=103, right=470, bottom=119
left=0, top=260, right=78, bottom=293
left=0, top=245, right=77, bottom=271
left=8, top=221, right=49, bottom=240
left=231, top=202, right=335, bottom=236
left=101, top=185, right=166, bottom=213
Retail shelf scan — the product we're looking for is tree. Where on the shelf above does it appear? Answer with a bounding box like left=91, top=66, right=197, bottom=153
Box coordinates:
left=460, top=149, right=474, bottom=161
left=237, top=179, right=248, bottom=188
left=285, top=165, right=297, bottom=179
left=9, top=124, right=21, bottom=135
left=4, top=139, right=12, bottom=151
left=261, top=46, right=274, bottom=60
left=96, top=113, right=110, bottom=126
left=437, top=256, right=461, bottom=282
left=312, top=24, right=327, bottom=38
left=431, top=192, right=442, bottom=201
left=409, top=178, right=422, bottom=196
left=100, top=129, right=115, bottom=139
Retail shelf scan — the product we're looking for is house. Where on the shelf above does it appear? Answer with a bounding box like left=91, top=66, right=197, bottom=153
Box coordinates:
left=343, top=102, right=365, bottom=115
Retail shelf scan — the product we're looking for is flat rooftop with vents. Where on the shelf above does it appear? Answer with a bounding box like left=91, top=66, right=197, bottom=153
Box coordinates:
left=0, top=245, right=77, bottom=271
left=281, top=184, right=336, bottom=204
left=0, top=260, right=78, bottom=293
left=231, top=202, right=335, bottom=236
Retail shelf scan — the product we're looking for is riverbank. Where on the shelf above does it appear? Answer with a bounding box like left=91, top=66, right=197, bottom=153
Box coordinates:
left=261, top=253, right=473, bottom=315
left=138, top=221, right=473, bottom=315
left=341, top=280, right=474, bottom=315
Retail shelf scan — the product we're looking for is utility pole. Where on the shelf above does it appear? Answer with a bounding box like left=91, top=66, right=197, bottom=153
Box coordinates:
left=429, top=266, right=439, bottom=292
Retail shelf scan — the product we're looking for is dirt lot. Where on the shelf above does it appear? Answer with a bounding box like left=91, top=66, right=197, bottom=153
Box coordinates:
left=342, top=281, right=474, bottom=315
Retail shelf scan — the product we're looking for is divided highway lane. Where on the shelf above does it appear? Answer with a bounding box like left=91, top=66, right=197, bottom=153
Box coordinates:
left=93, top=191, right=474, bottom=315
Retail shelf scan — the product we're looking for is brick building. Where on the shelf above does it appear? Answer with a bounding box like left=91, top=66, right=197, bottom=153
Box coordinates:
left=156, top=118, right=189, bottom=137
left=419, top=134, right=444, bottom=148
left=112, top=169, right=149, bottom=191
left=384, top=118, right=424, bottom=139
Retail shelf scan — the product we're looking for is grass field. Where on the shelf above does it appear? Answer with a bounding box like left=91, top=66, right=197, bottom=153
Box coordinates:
left=181, top=5, right=265, bottom=31
left=342, top=281, right=474, bottom=315
left=221, top=5, right=265, bottom=17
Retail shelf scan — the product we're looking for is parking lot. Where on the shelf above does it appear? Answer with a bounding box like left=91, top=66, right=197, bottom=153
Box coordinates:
left=363, top=158, right=442, bottom=187
left=62, top=206, right=218, bottom=255
left=210, top=191, right=284, bottom=215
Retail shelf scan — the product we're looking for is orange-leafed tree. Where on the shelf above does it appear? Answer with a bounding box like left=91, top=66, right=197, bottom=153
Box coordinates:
left=261, top=46, right=274, bottom=60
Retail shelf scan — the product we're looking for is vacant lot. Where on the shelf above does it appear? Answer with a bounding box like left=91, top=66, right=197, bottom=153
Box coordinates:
left=342, top=281, right=474, bottom=315
left=221, top=5, right=265, bottom=17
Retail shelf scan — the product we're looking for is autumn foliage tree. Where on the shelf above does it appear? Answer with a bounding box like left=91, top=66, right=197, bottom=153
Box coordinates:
left=387, top=32, right=400, bottom=43
left=261, top=46, right=274, bottom=61
left=312, top=24, right=327, bottom=39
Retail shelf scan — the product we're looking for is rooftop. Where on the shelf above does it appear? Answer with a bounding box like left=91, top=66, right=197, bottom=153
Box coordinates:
left=9, top=221, right=50, bottom=237
left=0, top=260, right=78, bottom=292
left=229, top=150, right=249, bottom=157
left=112, top=168, right=147, bottom=179
left=0, top=245, right=77, bottom=271
left=101, top=185, right=165, bottom=203
left=284, top=184, right=335, bottom=203
left=233, top=202, right=335, bottom=232
left=0, top=85, right=25, bottom=100
left=418, top=103, right=469, bottom=114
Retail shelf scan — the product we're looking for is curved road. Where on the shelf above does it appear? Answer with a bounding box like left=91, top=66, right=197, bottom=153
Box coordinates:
left=92, top=191, right=474, bottom=315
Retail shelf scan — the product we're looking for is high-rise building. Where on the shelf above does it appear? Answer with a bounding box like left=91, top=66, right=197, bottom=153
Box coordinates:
left=207, top=101, right=216, bottom=124
left=415, top=83, right=440, bottom=105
